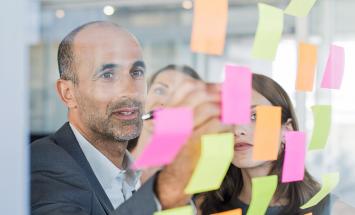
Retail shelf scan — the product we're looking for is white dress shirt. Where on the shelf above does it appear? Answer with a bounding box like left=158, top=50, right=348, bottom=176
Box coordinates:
left=70, top=124, right=141, bottom=209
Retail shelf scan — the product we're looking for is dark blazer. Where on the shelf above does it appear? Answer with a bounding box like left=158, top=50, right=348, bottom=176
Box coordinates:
left=31, top=122, right=158, bottom=215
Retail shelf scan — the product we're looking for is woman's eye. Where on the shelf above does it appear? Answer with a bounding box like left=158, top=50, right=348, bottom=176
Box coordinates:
left=131, top=69, right=145, bottom=79
left=153, top=87, right=166, bottom=95
left=251, top=112, right=256, bottom=121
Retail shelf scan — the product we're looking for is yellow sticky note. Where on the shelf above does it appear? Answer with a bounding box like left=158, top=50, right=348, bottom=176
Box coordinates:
left=211, top=208, right=242, bottom=215
left=253, top=106, right=281, bottom=161
left=190, top=0, right=228, bottom=55
left=285, top=0, right=318, bottom=17
left=296, top=43, right=318, bottom=92
left=247, top=175, right=278, bottom=215
left=154, top=206, right=193, bottom=215
left=308, top=105, right=331, bottom=150
left=304, top=213, right=312, bottom=215
left=252, top=3, right=284, bottom=60
left=184, top=133, right=234, bottom=194
left=301, top=172, right=340, bottom=209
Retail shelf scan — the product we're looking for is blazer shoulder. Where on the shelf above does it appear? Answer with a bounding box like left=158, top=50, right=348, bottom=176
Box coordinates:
left=31, top=136, right=81, bottom=173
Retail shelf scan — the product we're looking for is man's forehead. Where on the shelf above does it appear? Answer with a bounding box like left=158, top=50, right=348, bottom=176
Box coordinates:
left=73, top=24, right=142, bottom=53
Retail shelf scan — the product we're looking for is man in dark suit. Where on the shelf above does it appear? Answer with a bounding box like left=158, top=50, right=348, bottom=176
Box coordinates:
left=31, top=21, right=227, bottom=215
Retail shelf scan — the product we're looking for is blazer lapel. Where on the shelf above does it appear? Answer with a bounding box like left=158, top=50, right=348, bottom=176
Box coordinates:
left=53, top=122, right=114, bottom=214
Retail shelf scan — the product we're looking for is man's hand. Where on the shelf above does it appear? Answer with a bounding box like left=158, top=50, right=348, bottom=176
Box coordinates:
left=153, top=78, right=232, bottom=209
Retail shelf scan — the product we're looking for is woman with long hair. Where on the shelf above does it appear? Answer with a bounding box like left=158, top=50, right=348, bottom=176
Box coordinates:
left=197, top=73, right=331, bottom=215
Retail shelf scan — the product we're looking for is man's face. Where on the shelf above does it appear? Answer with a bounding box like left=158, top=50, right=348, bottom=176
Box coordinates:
left=72, top=25, right=146, bottom=142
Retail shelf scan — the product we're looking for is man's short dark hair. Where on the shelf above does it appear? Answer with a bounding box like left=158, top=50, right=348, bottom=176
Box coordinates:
left=57, top=21, right=111, bottom=85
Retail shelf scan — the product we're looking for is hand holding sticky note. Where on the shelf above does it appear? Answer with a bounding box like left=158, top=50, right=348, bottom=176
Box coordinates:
left=190, top=0, right=228, bottom=55
left=184, top=133, right=234, bottom=194
left=308, top=105, right=331, bottom=150
left=252, top=3, right=284, bottom=60
left=282, top=131, right=306, bottom=183
left=133, top=108, right=193, bottom=169
left=253, top=106, right=281, bottom=161
left=247, top=175, right=278, bottom=215
left=222, top=65, right=252, bottom=125
left=301, top=172, right=340, bottom=209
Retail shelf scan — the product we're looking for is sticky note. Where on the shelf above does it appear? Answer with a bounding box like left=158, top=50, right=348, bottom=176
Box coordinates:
left=185, top=133, right=234, bottom=194
left=154, top=206, right=194, bottom=215
left=253, top=106, right=281, bottom=161
left=252, top=3, right=284, bottom=60
left=284, top=0, right=318, bottom=17
left=247, top=175, right=278, bottom=215
left=321, top=45, right=345, bottom=89
left=308, top=105, right=331, bottom=150
left=305, top=213, right=312, bottom=215
left=300, top=172, right=340, bottom=209
left=282, top=131, right=306, bottom=183
left=190, top=0, right=228, bottom=55
left=211, top=208, right=242, bottom=215
left=296, top=43, right=318, bottom=92
left=222, top=65, right=252, bottom=124
left=133, top=108, right=193, bottom=169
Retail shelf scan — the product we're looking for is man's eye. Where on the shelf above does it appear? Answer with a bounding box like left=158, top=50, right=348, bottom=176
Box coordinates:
left=101, top=71, right=114, bottom=79
left=251, top=112, right=256, bottom=121
left=131, top=69, right=144, bottom=79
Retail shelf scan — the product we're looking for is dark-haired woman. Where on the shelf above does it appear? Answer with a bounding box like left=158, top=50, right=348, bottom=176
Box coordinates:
left=196, top=74, right=331, bottom=215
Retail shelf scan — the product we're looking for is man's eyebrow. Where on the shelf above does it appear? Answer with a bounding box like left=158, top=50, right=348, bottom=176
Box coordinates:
left=251, top=105, right=257, bottom=109
left=132, top=60, right=145, bottom=68
left=96, top=63, right=120, bottom=74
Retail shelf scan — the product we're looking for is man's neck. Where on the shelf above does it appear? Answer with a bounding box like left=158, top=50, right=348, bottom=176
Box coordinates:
left=70, top=120, right=128, bottom=169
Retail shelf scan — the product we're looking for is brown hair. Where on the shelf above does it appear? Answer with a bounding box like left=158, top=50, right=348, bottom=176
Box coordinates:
left=199, top=73, right=326, bottom=214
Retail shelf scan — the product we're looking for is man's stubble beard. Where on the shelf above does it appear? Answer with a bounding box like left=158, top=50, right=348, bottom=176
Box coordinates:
left=77, top=95, right=143, bottom=143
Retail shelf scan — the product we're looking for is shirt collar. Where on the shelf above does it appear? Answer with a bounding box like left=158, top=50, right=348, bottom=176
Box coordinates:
left=69, top=123, right=141, bottom=189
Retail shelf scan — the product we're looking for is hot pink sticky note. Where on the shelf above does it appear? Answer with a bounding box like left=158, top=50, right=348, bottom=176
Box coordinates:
left=321, top=45, right=345, bottom=89
left=222, top=65, right=252, bottom=124
left=281, top=131, right=306, bottom=183
left=133, top=108, right=193, bottom=169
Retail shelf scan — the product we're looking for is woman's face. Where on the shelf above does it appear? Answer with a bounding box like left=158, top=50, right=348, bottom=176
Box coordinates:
left=146, top=70, right=192, bottom=112
left=232, top=89, right=289, bottom=169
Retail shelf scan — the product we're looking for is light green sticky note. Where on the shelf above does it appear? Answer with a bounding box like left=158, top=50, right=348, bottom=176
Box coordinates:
left=284, top=0, right=318, bottom=17
left=154, top=206, right=194, bottom=215
left=184, top=133, right=234, bottom=194
left=301, top=172, right=340, bottom=209
left=251, top=3, right=284, bottom=60
left=308, top=105, right=332, bottom=150
left=247, top=175, right=278, bottom=215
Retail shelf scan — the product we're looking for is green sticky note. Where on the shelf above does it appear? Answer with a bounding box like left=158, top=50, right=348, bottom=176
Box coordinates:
left=184, top=133, right=234, bottom=194
left=247, top=175, right=278, bottom=215
left=284, top=0, right=318, bottom=17
left=154, top=206, right=194, bottom=215
left=251, top=3, right=284, bottom=60
left=301, top=172, right=340, bottom=209
left=308, top=105, right=332, bottom=150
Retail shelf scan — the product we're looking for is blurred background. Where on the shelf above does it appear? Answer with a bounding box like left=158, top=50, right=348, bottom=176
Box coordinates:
left=1, top=0, right=354, bottom=214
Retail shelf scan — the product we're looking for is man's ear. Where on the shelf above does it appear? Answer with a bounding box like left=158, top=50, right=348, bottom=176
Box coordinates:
left=56, top=79, right=77, bottom=109
left=281, top=118, right=294, bottom=143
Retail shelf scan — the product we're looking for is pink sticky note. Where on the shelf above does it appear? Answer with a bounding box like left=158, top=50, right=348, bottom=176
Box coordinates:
left=133, top=108, right=193, bottom=169
left=222, top=65, right=252, bottom=124
left=281, top=131, right=306, bottom=183
left=321, top=45, right=345, bottom=89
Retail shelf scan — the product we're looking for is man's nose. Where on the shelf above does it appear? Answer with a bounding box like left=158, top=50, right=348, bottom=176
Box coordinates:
left=234, top=125, right=247, bottom=137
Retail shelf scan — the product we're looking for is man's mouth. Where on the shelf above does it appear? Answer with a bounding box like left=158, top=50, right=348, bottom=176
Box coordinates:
left=112, top=107, right=140, bottom=120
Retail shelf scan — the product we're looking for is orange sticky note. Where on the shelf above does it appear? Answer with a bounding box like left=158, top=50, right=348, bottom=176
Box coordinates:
left=304, top=213, right=312, bottom=215
left=211, top=208, right=242, bottom=215
left=190, top=0, right=228, bottom=55
left=253, top=106, right=281, bottom=161
left=296, top=43, right=318, bottom=91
